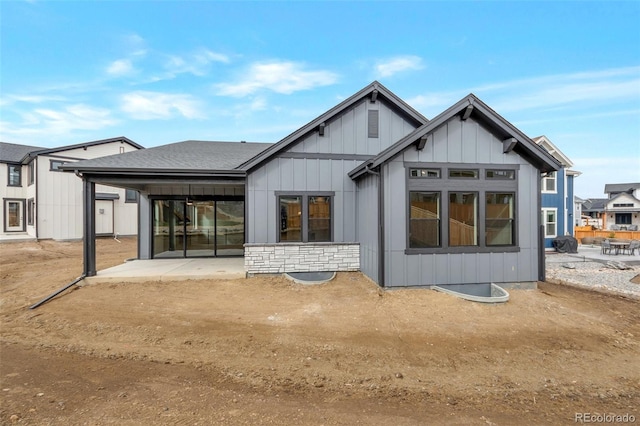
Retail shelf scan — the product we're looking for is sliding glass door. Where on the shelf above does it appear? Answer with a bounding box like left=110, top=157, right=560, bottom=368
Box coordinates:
left=152, top=198, right=244, bottom=258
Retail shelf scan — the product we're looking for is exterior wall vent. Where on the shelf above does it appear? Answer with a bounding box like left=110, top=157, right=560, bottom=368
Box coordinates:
left=368, top=110, right=379, bottom=138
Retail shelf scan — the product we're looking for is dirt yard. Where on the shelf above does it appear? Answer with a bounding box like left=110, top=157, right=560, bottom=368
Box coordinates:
left=1, top=238, right=639, bottom=425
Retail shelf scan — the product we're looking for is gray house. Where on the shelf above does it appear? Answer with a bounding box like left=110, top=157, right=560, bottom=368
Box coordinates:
left=63, top=82, right=560, bottom=289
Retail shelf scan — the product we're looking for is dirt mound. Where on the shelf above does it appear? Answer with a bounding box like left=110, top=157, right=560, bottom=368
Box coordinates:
left=1, top=239, right=639, bottom=425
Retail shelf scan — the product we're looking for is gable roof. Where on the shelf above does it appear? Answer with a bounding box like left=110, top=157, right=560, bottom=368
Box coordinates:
left=0, top=137, right=143, bottom=164
left=0, top=142, right=46, bottom=163
left=581, top=198, right=607, bottom=212
left=532, top=135, right=574, bottom=168
left=606, top=191, right=640, bottom=206
left=349, top=93, right=562, bottom=179
left=237, top=81, right=428, bottom=171
left=604, top=183, right=640, bottom=194
left=61, top=140, right=272, bottom=176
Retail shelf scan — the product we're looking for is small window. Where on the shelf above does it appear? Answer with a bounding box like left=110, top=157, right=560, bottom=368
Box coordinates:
left=486, top=193, right=515, bottom=246
left=542, top=208, right=557, bottom=238
left=449, top=169, right=478, bottom=179
left=8, top=165, right=21, bottom=186
left=542, top=172, right=556, bottom=193
left=28, top=161, right=35, bottom=185
left=50, top=160, right=65, bottom=171
left=612, top=203, right=633, bottom=208
left=409, top=192, right=440, bottom=248
left=410, top=168, right=440, bottom=178
left=449, top=192, right=478, bottom=246
left=486, top=169, right=515, bottom=180
left=125, top=189, right=138, bottom=203
left=27, top=198, right=35, bottom=226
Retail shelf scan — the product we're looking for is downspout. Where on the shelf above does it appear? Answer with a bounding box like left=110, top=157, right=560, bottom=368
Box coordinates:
left=538, top=172, right=545, bottom=282
left=34, top=157, right=39, bottom=240
left=29, top=275, right=86, bottom=309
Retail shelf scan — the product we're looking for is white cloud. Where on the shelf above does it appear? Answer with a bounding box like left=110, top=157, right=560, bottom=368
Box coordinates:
left=120, top=91, right=205, bottom=120
left=164, top=49, right=230, bottom=78
left=0, top=104, right=117, bottom=140
left=215, top=61, right=338, bottom=97
left=405, top=65, right=640, bottom=117
left=375, top=55, right=424, bottom=78
left=107, top=59, right=135, bottom=76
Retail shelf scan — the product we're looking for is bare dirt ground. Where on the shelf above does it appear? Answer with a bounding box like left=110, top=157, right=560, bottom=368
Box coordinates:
left=1, top=238, right=639, bottom=425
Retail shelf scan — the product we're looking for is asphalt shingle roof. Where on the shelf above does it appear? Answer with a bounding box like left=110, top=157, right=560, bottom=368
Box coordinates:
left=604, top=183, right=640, bottom=194
left=62, top=140, right=272, bottom=173
left=0, top=142, right=46, bottom=163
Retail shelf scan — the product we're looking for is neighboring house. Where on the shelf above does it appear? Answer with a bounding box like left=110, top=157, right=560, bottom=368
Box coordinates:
left=574, top=196, right=584, bottom=227
left=603, top=183, right=640, bottom=231
left=533, top=136, right=580, bottom=249
left=0, top=137, right=143, bottom=240
left=63, top=82, right=560, bottom=289
left=581, top=198, right=607, bottom=228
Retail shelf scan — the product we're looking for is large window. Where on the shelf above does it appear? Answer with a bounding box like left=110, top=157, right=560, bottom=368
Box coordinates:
left=8, top=165, right=21, bottom=186
left=409, top=192, right=440, bottom=247
left=279, top=193, right=332, bottom=242
left=486, top=193, right=515, bottom=246
left=615, top=213, right=632, bottom=225
left=406, top=163, right=518, bottom=253
left=542, top=208, right=557, bottom=238
left=542, top=172, right=556, bottom=193
left=449, top=192, right=478, bottom=246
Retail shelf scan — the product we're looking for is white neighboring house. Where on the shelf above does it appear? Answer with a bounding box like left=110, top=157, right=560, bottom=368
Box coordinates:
left=1, top=137, right=143, bottom=241
left=603, top=183, right=640, bottom=231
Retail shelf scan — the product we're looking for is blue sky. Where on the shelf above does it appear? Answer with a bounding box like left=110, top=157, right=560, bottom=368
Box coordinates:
left=1, top=1, right=639, bottom=198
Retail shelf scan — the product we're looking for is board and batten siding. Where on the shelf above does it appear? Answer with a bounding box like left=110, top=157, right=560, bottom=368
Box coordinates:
left=36, top=142, right=140, bottom=240
left=355, top=171, right=379, bottom=283
left=382, top=116, right=541, bottom=287
left=288, top=98, right=419, bottom=156
left=246, top=97, right=419, bottom=245
left=247, top=158, right=359, bottom=244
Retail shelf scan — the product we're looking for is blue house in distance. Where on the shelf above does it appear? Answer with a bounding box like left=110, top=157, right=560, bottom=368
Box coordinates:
left=534, top=136, right=580, bottom=249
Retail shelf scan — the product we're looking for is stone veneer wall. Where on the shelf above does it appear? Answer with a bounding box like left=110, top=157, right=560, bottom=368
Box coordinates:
left=244, top=242, right=360, bottom=274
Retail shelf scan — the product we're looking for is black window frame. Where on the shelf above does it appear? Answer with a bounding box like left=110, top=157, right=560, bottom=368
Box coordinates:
left=409, top=191, right=441, bottom=248
left=27, top=198, right=35, bottom=226
left=409, top=168, right=441, bottom=179
left=485, top=192, right=516, bottom=247
left=276, top=192, right=334, bottom=243
left=28, top=161, right=35, bottom=186
left=405, top=163, right=519, bottom=254
left=615, top=213, right=632, bottom=225
left=49, top=160, right=66, bottom=171
left=7, top=164, right=21, bottom=187
left=125, top=189, right=139, bottom=203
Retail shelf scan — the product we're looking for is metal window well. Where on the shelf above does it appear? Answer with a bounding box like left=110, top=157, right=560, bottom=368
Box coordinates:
left=284, top=271, right=336, bottom=285
left=432, top=283, right=509, bottom=303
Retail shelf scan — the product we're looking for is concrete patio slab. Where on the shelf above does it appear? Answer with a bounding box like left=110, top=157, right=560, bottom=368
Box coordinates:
left=546, top=244, right=640, bottom=266
left=83, top=257, right=246, bottom=284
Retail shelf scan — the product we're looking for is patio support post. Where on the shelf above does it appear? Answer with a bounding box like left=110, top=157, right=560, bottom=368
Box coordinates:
left=83, top=178, right=97, bottom=277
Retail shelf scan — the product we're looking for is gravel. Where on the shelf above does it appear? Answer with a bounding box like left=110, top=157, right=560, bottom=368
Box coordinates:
left=546, top=253, right=640, bottom=299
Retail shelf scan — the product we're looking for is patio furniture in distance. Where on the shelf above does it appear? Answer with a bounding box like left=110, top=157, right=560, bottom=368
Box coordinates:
left=609, top=240, right=630, bottom=255
left=601, top=239, right=612, bottom=255
left=623, top=240, right=640, bottom=255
